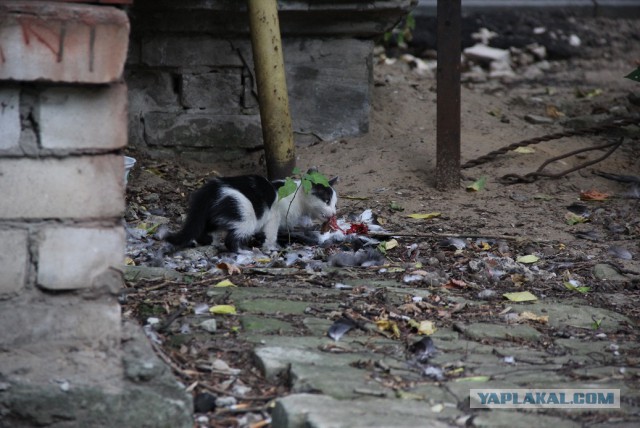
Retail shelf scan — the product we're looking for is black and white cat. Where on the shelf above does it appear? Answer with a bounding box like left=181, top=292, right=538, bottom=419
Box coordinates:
left=166, top=171, right=338, bottom=252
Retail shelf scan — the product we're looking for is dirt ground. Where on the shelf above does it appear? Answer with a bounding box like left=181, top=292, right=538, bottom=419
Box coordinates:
left=123, top=16, right=640, bottom=427
left=127, top=17, right=640, bottom=270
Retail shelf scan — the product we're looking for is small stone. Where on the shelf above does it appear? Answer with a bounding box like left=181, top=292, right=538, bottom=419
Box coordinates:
left=464, top=44, right=510, bottom=63
left=215, top=396, right=237, bottom=408
left=593, top=264, right=628, bottom=281
left=199, top=319, right=217, bottom=333
left=194, top=392, right=217, bottom=413
left=477, top=289, right=497, bottom=300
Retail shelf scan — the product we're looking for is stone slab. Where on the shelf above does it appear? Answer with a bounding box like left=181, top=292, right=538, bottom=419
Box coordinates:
left=0, top=1, right=129, bottom=83
left=142, top=35, right=243, bottom=67
left=37, top=226, right=124, bottom=291
left=0, top=156, right=124, bottom=219
left=0, top=87, right=20, bottom=152
left=0, top=298, right=121, bottom=347
left=0, top=229, right=28, bottom=296
left=272, top=394, right=451, bottom=428
left=180, top=70, right=242, bottom=112
left=38, top=83, right=127, bottom=150
left=143, top=112, right=262, bottom=149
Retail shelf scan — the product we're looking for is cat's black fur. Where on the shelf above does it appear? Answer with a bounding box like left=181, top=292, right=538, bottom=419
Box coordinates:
left=166, top=172, right=338, bottom=252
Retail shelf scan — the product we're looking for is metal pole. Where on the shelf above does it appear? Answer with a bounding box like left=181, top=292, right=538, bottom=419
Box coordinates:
left=247, top=0, right=296, bottom=180
left=435, top=0, right=461, bottom=191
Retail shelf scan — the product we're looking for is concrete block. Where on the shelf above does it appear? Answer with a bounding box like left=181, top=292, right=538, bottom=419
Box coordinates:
left=0, top=87, right=21, bottom=152
left=0, top=156, right=124, bottom=219
left=37, top=226, right=124, bottom=291
left=180, top=70, right=242, bottom=111
left=144, top=112, right=262, bottom=149
left=38, top=84, right=127, bottom=150
left=142, top=35, right=243, bottom=67
left=125, top=70, right=177, bottom=111
left=0, top=298, right=121, bottom=347
left=0, top=2, right=129, bottom=83
left=285, top=39, right=373, bottom=140
left=0, top=229, right=28, bottom=296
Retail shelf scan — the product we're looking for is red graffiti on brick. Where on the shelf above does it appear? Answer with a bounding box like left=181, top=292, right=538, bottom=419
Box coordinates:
left=18, top=17, right=62, bottom=60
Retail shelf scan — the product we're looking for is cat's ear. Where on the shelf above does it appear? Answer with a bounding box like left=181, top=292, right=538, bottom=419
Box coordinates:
left=329, top=176, right=339, bottom=186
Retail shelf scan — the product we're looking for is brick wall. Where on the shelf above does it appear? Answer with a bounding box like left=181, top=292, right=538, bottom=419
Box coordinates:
left=0, top=2, right=192, bottom=425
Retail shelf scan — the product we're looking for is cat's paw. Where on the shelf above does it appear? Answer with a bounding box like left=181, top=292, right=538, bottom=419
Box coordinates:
left=262, top=241, right=281, bottom=253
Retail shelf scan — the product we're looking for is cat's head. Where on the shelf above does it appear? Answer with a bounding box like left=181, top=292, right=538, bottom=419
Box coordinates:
left=306, top=175, right=339, bottom=220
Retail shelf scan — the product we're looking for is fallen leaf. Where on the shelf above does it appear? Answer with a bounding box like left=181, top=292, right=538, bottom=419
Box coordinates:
left=575, top=88, right=602, bottom=99
left=564, top=282, right=591, bottom=294
left=124, top=257, right=136, bottom=266
left=454, top=376, right=490, bottom=382
left=545, top=104, right=565, bottom=119
left=513, top=147, right=536, bottom=154
left=466, top=176, right=487, bottom=192
left=375, top=319, right=401, bottom=338
left=565, top=212, right=589, bottom=225
left=209, top=305, right=237, bottom=315
left=216, top=262, right=242, bottom=275
left=417, top=320, right=437, bottom=336
left=407, top=212, right=441, bottom=220
left=385, top=239, right=399, bottom=250
left=389, top=201, right=404, bottom=211
left=519, top=311, right=549, bottom=323
left=503, top=291, right=538, bottom=302
left=214, top=279, right=237, bottom=288
left=510, top=273, right=527, bottom=286
left=444, top=278, right=468, bottom=289
left=516, top=254, right=539, bottom=264
left=580, top=189, right=609, bottom=201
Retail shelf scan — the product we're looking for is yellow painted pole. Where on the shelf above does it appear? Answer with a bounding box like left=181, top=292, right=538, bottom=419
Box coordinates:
left=247, top=0, right=296, bottom=180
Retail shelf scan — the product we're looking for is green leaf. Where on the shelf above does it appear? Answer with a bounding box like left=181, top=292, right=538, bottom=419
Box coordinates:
left=291, top=167, right=301, bottom=175
left=625, top=67, right=640, bottom=83
left=455, top=376, right=490, bottom=383
left=564, top=282, right=590, bottom=294
left=301, top=178, right=312, bottom=194
left=517, top=254, right=539, bottom=264
left=278, top=178, right=297, bottom=200
left=305, top=171, right=330, bottom=187
left=389, top=201, right=404, bottom=211
left=466, top=176, right=487, bottom=192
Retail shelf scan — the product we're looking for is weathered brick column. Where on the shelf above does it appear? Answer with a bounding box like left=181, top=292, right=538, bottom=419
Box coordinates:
left=0, top=2, right=192, bottom=426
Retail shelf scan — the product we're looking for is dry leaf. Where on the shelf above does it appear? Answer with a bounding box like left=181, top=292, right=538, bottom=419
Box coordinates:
left=217, top=262, right=242, bottom=275
left=503, top=291, right=538, bottom=302
left=580, top=189, right=609, bottom=201
left=519, top=311, right=549, bottom=323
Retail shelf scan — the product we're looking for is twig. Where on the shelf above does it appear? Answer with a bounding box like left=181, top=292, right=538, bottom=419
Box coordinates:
left=199, top=382, right=278, bottom=402
left=369, top=231, right=549, bottom=243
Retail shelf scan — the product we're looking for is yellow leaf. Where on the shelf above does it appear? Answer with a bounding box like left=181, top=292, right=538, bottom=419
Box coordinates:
left=407, top=212, right=441, bottom=220
left=214, top=279, right=237, bottom=288
left=376, top=319, right=400, bottom=338
left=455, top=376, right=490, bottom=382
left=385, top=239, right=399, bottom=250
left=503, top=291, right=538, bottom=302
left=417, top=320, right=437, bottom=336
left=517, top=254, right=539, bottom=264
left=519, top=311, right=548, bottom=323
left=513, top=147, right=535, bottom=154
left=209, top=305, right=237, bottom=315
left=124, top=257, right=136, bottom=266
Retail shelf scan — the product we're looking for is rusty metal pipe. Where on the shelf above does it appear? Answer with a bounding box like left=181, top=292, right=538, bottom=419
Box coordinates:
left=435, top=0, right=462, bottom=190
left=247, top=0, right=296, bottom=180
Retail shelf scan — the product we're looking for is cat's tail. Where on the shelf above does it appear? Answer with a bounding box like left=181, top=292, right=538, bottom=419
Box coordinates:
left=166, top=182, right=216, bottom=247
